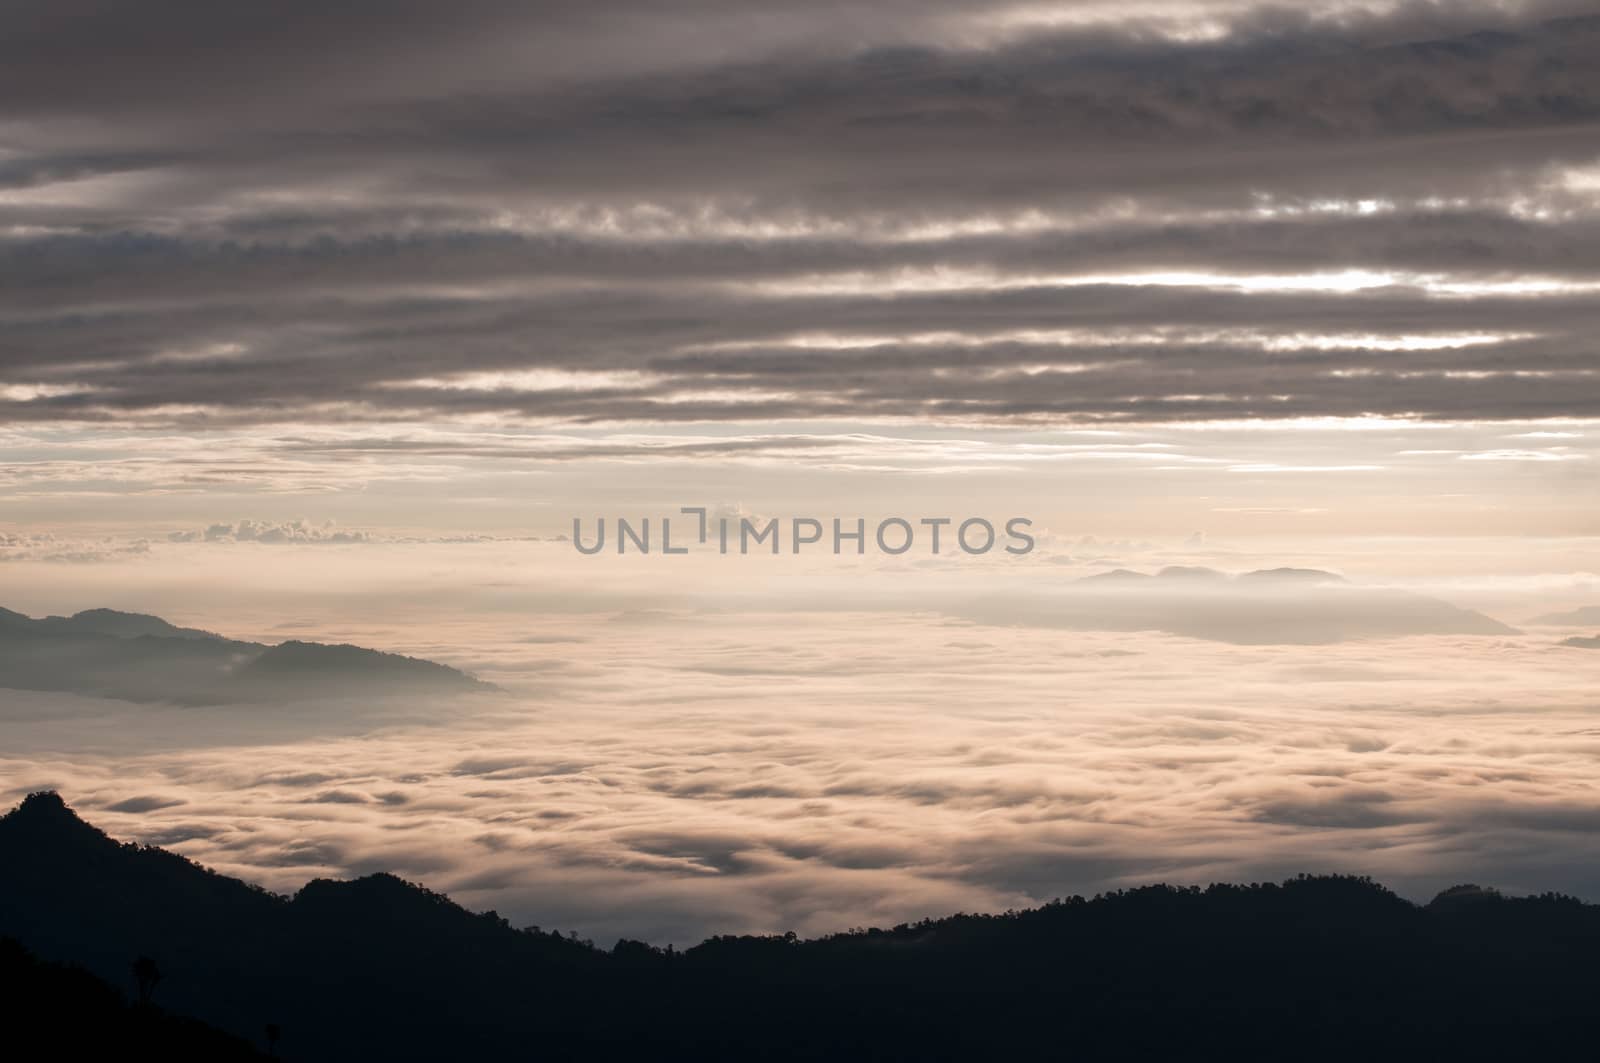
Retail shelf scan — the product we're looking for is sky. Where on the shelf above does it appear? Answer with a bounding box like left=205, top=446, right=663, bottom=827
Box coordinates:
left=2, top=0, right=1599, bottom=944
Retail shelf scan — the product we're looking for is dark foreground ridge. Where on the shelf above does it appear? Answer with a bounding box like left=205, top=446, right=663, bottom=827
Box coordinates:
left=3, top=792, right=1597, bottom=1061
left=0, top=606, right=492, bottom=702
left=0, top=937, right=267, bottom=1060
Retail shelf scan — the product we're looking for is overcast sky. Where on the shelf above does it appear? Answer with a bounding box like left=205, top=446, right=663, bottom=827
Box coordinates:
left=1, top=1, right=1597, bottom=546
left=3, top=0, right=1600, bottom=427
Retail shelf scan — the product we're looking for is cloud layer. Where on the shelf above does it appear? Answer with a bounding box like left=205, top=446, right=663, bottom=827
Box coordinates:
left=1, top=1, right=1598, bottom=428
left=5, top=598, right=1600, bottom=945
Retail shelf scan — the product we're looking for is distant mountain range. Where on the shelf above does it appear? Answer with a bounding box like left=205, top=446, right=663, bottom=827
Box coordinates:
left=0, top=606, right=221, bottom=641
left=1529, top=605, right=1600, bottom=626
left=0, top=607, right=492, bottom=703
left=962, top=567, right=1518, bottom=644
left=1521, top=603, right=1600, bottom=648
left=4, top=792, right=1599, bottom=1061
left=1077, top=565, right=1346, bottom=585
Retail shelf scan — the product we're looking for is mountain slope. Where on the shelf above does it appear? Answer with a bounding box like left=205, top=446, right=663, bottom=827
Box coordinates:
left=39, top=608, right=223, bottom=640
left=0, top=792, right=595, bottom=1058
left=234, top=639, right=491, bottom=697
left=964, top=568, right=1517, bottom=644
left=0, top=936, right=268, bottom=1061
left=4, top=793, right=1600, bottom=1061
left=0, top=606, right=492, bottom=702
left=1531, top=605, right=1600, bottom=626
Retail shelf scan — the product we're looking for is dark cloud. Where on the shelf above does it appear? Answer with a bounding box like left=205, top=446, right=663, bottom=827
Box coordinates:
left=256, top=772, right=342, bottom=788
left=310, top=789, right=372, bottom=805
left=103, top=795, right=186, bottom=814
left=1248, top=790, right=1420, bottom=829
left=1, top=2, right=1598, bottom=428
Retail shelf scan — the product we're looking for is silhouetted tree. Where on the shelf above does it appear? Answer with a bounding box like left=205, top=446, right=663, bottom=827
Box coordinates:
left=2, top=937, right=265, bottom=1059
left=265, top=1022, right=282, bottom=1057
left=131, top=955, right=161, bottom=1006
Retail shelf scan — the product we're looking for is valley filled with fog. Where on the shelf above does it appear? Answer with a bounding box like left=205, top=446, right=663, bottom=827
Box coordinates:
left=4, top=536, right=1597, bottom=945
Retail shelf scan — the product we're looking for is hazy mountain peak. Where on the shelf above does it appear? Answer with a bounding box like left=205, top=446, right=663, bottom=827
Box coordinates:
left=1076, top=568, right=1152, bottom=583
left=1238, top=567, right=1346, bottom=584
left=1076, top=566, right=1348, bottom=586
left=983, top=568, right=1516, bottom=644
left=0, top=604, right=494, bottom=702
left=0, top=606, right=222, bottom=641
left=62, top=608, right=221, bottom=641
left=1530, top=605, right=1600, bottom=626
left=239, top=640, right=491, bottom=692
left=1155, top=565, right=1227, bottom=581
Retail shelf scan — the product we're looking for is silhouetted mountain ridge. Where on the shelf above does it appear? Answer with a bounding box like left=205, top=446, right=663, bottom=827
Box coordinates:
left=0, top=606, right=222, bottom=640
left=238, top=639, right=482, bottom=690
left=53, top=607, right=222, bottom=640
left=3, top=792, right=1599, bottom=1060
left=0, top=606, right=493, bottom=702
